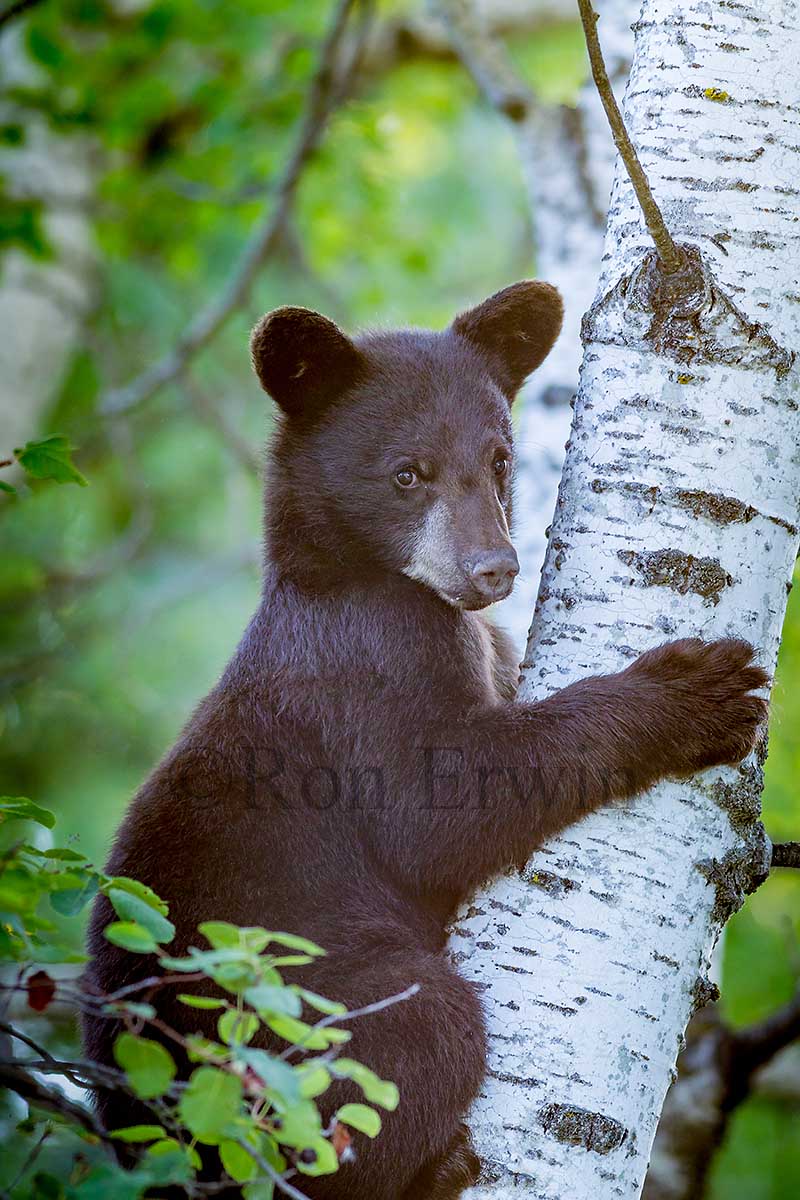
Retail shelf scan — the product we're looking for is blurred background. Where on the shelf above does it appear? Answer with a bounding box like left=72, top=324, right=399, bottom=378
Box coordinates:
left=1, top=1, right=798, bottom=1195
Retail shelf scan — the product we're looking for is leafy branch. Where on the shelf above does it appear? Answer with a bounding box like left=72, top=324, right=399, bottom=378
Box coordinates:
left=0, top=436, right=88, bottom=494
left=0, top=797, right=408, bottom=1200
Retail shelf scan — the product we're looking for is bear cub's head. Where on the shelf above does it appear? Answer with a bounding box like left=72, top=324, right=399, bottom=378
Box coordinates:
left=251, top=281, right=563, bottom=611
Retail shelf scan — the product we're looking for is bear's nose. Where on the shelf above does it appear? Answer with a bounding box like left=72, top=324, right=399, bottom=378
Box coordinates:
left=467, top=548, right=520, bottom=601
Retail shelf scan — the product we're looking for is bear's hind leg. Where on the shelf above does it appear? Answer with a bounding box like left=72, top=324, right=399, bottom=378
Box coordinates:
left=401, top=1122, right=481, bottom=1199
left=300, top=943, right=486, bottom=1200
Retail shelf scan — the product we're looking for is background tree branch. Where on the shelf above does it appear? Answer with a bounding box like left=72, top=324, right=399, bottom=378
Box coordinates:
left=644, top=993, right=800, bottom=1200
left=100, top=0, right=372, bottom=418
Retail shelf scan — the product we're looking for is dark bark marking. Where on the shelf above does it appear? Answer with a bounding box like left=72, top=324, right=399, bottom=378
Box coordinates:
left=583, top=245, right=794, bottom=379
left=703, top=762, right=764, bottom=835
left=487, top=1068, right=544, bottom=1088
left=652, top=951, right=680, bottom=969
left=592, top=479, right=796, bottom=535
left=617, top=547, right=732, bottom=605
left=539, top=1102, right=629, bottom=1155
left=691, top=975, right=721, bottom=1012
left=696, top=828, right=771, bottom=925
left=520, top=866, right=581, bottom=897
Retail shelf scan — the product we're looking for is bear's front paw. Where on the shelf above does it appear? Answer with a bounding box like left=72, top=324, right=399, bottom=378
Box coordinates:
left=627, top=637, right=769, bottom=775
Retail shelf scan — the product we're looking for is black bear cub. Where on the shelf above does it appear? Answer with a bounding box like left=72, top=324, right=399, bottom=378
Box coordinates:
left=84, top=282, right=768, bottom=1199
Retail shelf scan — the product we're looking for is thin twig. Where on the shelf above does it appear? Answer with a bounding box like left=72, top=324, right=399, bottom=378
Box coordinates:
left=772, top=841, right=800, bottom=869
left=234, top=1138, right=312, bottom=1200
left=182, top=376, right=262, bottom=476
left=100, top=0, right=368, bottom=417
left=5, top=1125, right=51, bottom=1194
left=322, top=983, right=421, bottom=1026
left=576, top=0, right=684, bottom=274
left=0, top=1062, right=118, bottom=1155
left=280, top=983, right=420, bottom=1060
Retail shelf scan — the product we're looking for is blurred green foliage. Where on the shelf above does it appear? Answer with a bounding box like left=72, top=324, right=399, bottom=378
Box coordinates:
left=1, top=1, right=798, bottom=1196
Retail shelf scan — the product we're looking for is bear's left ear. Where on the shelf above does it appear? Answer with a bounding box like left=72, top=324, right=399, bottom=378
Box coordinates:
left=250, top=306, right=365, bottom=421
left=451, top=280, right=564, bottom=402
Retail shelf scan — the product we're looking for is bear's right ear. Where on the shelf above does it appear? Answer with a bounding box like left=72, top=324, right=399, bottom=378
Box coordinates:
left=250, top=306, right=365, bottom=421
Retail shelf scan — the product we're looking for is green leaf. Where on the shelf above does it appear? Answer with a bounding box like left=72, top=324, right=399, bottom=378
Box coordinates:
left=269, top=1100, right=321, bottom=1149
left=336, top=1103, right=381, bottom=1138
left=195, top=923, right=272, bottom=954
left=295, top=1136, right=338, bottom=1177
left=178, top=1066, right=243, bottom=1144
left=179, top=993, right=227, bottom=1009
left=30, top=1171, right=64, bottom=1199
left=0, top=797, right=55, bottom=828
left=14, top=436, right=87, bottom=486
left=109, top=1124, right=165, bottom=1142
left=199, top=920, right=241, bottom=948
left=103, top=876, right=169, bottom=915
left=41, top=847, right=87, bottom=862
left=0, top=480, right=16, bottom=494
left=266, top=932, right=325, bottom=957
left=264, top=1013, right=330, bottom=1051
left=107, top=887, right=175, bottom=943
left=186, top=1034, right=227, bottom=1064
left=50, top=874, right=99, bottom=916
left=160, top=946, right=260, bottom=991
left=113, top=1033, right=176, bottom=1099
left=104, top=921, right=159, bottom=954
left=243, top=1182, right=274, bottom=1200
left=237, top=1047, right=300, bottom=1104
left=218, top=1009, right=259, bottom=1045
left=244, top=983, right=302, bottom=1018
left=330, top=1059, right=399, bottom=1110
left=145, top=1138, right=202, bottom=1170
left=295, top=987, right=346, bottom=1016
left=105, top=1001, right=156, bottom=1021
left=296, top=1063, right=330, bottom=1099
left=219, top=1138, right=258, bottom=1183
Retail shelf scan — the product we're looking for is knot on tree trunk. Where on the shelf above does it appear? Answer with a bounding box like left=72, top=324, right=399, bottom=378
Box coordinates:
left=583, top=245, right=795, bottom=378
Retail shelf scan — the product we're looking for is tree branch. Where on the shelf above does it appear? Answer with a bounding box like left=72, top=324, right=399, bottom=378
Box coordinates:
left=576, top=0, right=684, bottom=274
left=100, top=0, right=371, bottom=418
left=0, top=0, right=43, bottom=31
left=434, top=0, right=534, bottom=121
left=645, top=992, right=800, bottom=1200
left=772, top=841, right=800, bottom=869
left=182, top=376, right=262, bottom=476
left=0, top=1061, right=117, bottom=1153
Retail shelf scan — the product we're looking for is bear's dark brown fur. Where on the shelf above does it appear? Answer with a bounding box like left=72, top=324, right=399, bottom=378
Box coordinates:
left=84, top=283, right=767, bottom=1199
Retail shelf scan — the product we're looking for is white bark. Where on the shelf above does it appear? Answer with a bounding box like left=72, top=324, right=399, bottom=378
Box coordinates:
left=458, top=2, right=800, bottom=1196
left=0, top=28, right=95, bottom=453
left=498, top=7, right=633, bottom=650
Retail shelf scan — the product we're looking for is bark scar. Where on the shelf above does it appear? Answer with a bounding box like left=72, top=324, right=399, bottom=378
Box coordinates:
left=538, top=1101, right=629, bottom=1155
left=583, top=244, right=794, bottom=379
left=617, top=547, right=732, bottom=605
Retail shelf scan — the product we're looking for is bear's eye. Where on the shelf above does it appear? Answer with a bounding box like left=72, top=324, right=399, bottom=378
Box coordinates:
left=493, top=455, right=509, bottom=478
left=395, top=467, right=418, bottom=489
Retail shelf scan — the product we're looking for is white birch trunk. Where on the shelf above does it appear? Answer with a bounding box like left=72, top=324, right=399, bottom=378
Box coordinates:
left=0, top=27, right=94, bottom=453
left=458, top=2, right=800, bottom=1195
left=498, top=4, right=632, bottom=650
